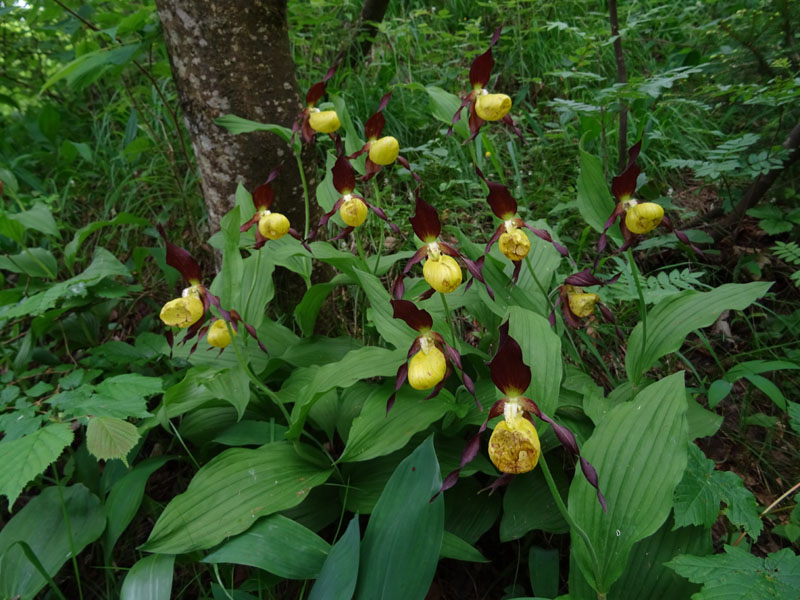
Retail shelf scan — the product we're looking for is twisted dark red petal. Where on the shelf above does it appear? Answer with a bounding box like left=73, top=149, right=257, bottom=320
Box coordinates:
left=391, top=299, right=433, bottom=332
left=157, top=224, right=202, bottom=284
left=305, top=81, right=327, bottom=106
left=409, top=192, right=441, bottom=242
left=565, top=268, right=620, bottom=287
left=468, top=26, right=502, bottom=88
left=488, top=328, right=531, bottom=396
left=332, top=154, right=356, bottom=194
left=478, top=169, right=518, bottom=219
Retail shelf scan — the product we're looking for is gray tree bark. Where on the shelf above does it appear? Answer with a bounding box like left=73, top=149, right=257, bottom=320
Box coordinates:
left=154, top=0, right=309, bottom=234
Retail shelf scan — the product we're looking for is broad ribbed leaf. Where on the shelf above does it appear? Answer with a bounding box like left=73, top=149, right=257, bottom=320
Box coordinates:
left=339, top=386, right=454, bottom=463
left=308, top=516, right=360, bottom=600
left=120, top=553, right=174, bottom=600
left=353, top=268, right=418, bottom=350
left=104, top=456, right=173, bottom=563
left=0, top=423, right=74, bottom=508
left=143, top=443, right=332, bottom=553
left=355, top=436, right=444, bottom=600
left=203, top=514, right=329, bottom=579
left=568, top=372, right=689, bottom=594
left=0, top=485, right=105, bottom=600
left=576, top=138, right=616, bottom=234
left=501, top=463, right=569, bottom=541
left=608, top=515, right=710, bottom=600
left=284, top=345, right=405, bottom=440
left=86, top=416, right=140, bottom=464
left=440, top=531, right=488, bottom=563
left=508, top=306, right=562, bottom=417
left=424, top=85, right=469, bottom=139
left=626, top=282, right=772, bottom=384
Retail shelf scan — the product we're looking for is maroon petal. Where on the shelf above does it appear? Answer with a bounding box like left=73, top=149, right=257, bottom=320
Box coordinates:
left=387, top=362, right=408, bottom=413
left=624, top=139, right=643, bottom=172
left=309, top=197, right=346, bottom=240
left=522, top=223, right=571, bottom=258
left=448, top=93, right=474, bottom=137
left=361, top=157, right=382, bottom=182
left=565, top=268, right=619, bottom=287
left=468, top=26, right=501, bottom=88
left=510, top=260, right=523, bottom=283
left=301, top=114, right=315, bottom=144
left=443, top=343, right=479, bottom=407
left=409, top=193, right=441, bottom=242
left=332, top=154, right=356, bottom=194
left=391, top=299, right=433, bottom=332
left=559, top=288, right=584, bottom=329
left=501, top=113, right=525, bottom=142
left=433, top=414, right=492, bottom=500
left=548, top=296, right=561, bottom=327
left=484, top=224, right=504, bottom=256
left=401, top=246, right=428, bottom=276
left=580, top=457, right=608, bottom=511
left=253, top=171, right=277, bottom=210
left=305, top=81, right=327, bottom=106
left=394, top=155, right=420, bottom=183
left=240, top=214, right=259, bottom=233
left=662, top=216, right=705, bottom=257
left=489, top=329, right=531, bottom=396
left=481, top=473, right=515, bottom=494
left=467, top=104, right=484, bottom=141
left=611, top=141, right=641, bottom=201
left=598, top=302, right=625, bottom=341
left=391, top=274, right=406, bottom=300
left=157, top=224, right=202, bottom=284
left=364, top=111, right=386, bottom=141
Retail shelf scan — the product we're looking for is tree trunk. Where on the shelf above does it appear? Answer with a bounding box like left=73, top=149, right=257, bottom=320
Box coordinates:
left=154, top=0, right=310, bottom=235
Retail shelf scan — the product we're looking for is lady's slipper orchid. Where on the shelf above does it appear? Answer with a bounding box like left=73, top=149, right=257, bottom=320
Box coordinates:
left=239, top=168, right=305, bottom=249
left=393, top=193, right=485, bottom=299
left=207, top=319, right=236, bottom=348
left=311, top=154, right=399, bottom=240
left=346, top=92, right=420, bottom=182
left=293, top=65, right=340, bottom=143
left=448, top=27, right=523, bottom=142
left=387, top=300, right=475, bottom=412
left=598, top=141, right=703, bottom=256
left=475, top=166, right=572, bottom=282
left=438, top=324, right=606, bottom=511
left=157, top=227, right=268, bottom=354
left=549, top=269, right=623, bottom=339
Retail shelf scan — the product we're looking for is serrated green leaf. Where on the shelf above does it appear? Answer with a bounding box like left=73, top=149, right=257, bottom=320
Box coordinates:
left=666, top=545, right=800, bottom=600
left=0, top=424, right=74, bottom=508
left=86, top=417, right=140, bottom=464
left=120, top=553, right=174, bottom=600
left=672, top=443, right=762, bottom=539
left=203, top=514, right=329, bottom=579
left=308, top=516, right=360, bottom=600
left=568, top=372, right=689, bottom=594
left=0, top=485, right=106, bottom=600
left=339, top=385, right=454, bottom=463
left=626, top=282, right=772, bottom=384
left=355, top=436, right=444, bottom=600
left=143, top=443, right=332, bottom=553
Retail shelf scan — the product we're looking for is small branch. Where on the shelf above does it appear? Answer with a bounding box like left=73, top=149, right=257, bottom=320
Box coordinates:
left=707, top=120, right=800, bottom=240
left=719, top=22, right=775, bottom=77
left=608, top=0, right=628, bottom=172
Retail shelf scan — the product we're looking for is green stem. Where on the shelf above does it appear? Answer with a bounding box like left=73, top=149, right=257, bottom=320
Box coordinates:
left=439, top=292, right=459, bottom=349
left=524, top=255, right=583, bottom=364
left=371, top=179, right=385, bottom=275
left=538, top=453, right=600, bottom=576
left=51, top=466, right=83, bottom=600
left=227, top=323, right=292, bottom=425
left=626, top=247, right=647, bottom=362
left=294, top=146, right=312, bottom=286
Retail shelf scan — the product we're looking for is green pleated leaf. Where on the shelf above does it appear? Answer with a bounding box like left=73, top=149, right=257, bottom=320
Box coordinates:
left=510, top=219, right=563, bottom=317
left=308, top=515, right=360, bottom=600
left=203, top=514, right=329, bottom=579
left=284, top=345, right=406, bottom=440
left=120, top=553, right=175, bottom=600
left=500, top=461, right=569, bottom=541
left=529, top=546, right=560, bottom=599
left=214, top=115, right=292, bottom=142
left=626, top=282, right=772, bottom=384
left=608, top=514, right=711, bottom=600
left=568, top=372, right=689, bottom=594
left=86, top=417, right=140, bottom=465
left=666, top=545, right=800, bottom=600
left=440, top=531, right=489, bottom=563
left=142, top=442, right=332, bottom=554
left=355, top=436, right=444, bottom=600
left=104, top=456, right=173, bottom=564
left=352, top=268, right=418, bottom=350
left=0, top=423, right=74, bottom=508
left=508, top=306, right=562, bottom=417
left=295, top=281, right=337, bottom=336
left=0, top=485, right=106, bottom=600
left=423, top=85, right=469, bottom=139
left=217, top=206, right=243, bottom=310
left=339, top=385, right=454, bottom=463
left=576, top=139, right=616, bottom=235
left=444, top=477, right=501, bottom=545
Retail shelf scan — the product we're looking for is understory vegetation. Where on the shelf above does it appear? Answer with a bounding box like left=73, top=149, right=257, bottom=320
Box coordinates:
left=1, top=0, right=799, bottom=598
